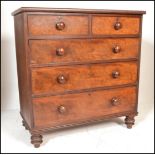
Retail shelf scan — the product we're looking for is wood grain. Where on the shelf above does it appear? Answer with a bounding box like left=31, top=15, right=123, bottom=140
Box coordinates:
left=28, top=15, right=88, bottom=36
left=92, top=16, right=140, bottom=35
left=32, top=62, right=138, bottom=95
left=33, top=86, right=137, bottom=127
left=11, top=7, right=146, bottom=16
left=30, top=38, right=139, bottom=65
left=14, top=13, right=32, bottom=127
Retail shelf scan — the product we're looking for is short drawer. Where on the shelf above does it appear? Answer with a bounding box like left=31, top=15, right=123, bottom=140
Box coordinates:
left=33, top=86, right=137, bottom=127
left=28, top=15, right=88, bottom=36
left=30, top=38, right=139, bottom=65
left=31, top=62, right=138, bottom=95
left=92, top=16, right=140, bottom=35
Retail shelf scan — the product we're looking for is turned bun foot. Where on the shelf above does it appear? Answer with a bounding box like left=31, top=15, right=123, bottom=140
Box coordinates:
left=22, top=120, right=28, bottom=130
left=31, top=134, right=43, bottom=148
left=125, top=114, right=136, bottom=129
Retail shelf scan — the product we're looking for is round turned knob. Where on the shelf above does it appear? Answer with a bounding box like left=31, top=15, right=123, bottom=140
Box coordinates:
left=58, top=105, right=66, bottom=114
left=111, top=97, right=120, bottom=106
left=56, top=21, right=65, bottom=30
left=112, top=71, right=120, bottom=78
left=114, top=22, right=122, bottom=30
left=57, top=75, right=67, bottom=84
left=56, top=48, right=65, bottom=56
left=113, top=45, right=121, bottom=53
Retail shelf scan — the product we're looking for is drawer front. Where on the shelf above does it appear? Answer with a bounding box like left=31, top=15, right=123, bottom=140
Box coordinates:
left=33, top=87, right=137, bottom=127
left=30, top=38, right=139, bottom=65
left=28, top=15, right=88, bottom=36
left=32, top=62, right=137, bottom=95
left=92, top=16, right=140, bottom=35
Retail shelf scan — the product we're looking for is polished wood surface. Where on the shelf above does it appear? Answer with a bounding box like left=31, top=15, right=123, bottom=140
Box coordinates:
left=92, top=16, right=140, bottom=35
left=28, top=15, right=88, bottom=36
left=14, top=13, right=32, bottom=127
left=32, top=62, right=137, bottom=95
left=12, top=7, right=146, bottom=16
left=33, top=87, right=137, bottom=127
left=12, top=7, right=145, bottom=147
left=30, top=38, right=139, bottom=65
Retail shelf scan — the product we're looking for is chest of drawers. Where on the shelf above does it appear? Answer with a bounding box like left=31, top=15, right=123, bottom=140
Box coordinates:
left=12, top=7, right=146, bottom=148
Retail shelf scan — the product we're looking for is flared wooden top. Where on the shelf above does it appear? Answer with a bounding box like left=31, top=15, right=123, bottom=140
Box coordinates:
left=12, top=7, right=146, bottom=16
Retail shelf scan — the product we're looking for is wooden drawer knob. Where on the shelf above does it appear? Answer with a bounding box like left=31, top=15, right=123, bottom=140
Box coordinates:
left=58, top=105, right=66, bottom=114
left=56, top=21, right=65, bottom=30
left=111, top=97, right=120, bottom=106
left=57, top=75, right=67, bottom=84
left=112, top=71, right=120, bottom=78
left=114, top=22, right=122, bottom=30
left=113, top=45, right=121, bottom=53
left=56, top=48, right=65, bottom=56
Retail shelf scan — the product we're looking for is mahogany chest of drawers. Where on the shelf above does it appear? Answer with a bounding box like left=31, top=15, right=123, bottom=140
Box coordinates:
left=12, top=7, right=146, bottom=148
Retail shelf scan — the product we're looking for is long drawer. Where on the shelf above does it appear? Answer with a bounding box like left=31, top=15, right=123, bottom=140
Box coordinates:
left=31, top=62, right=138, bottom=95
left=30, top=38, right=139, bottom=65
left=33, top=86, right=137, bottom=127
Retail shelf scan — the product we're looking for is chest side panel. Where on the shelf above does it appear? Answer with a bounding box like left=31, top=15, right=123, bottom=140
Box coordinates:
left=14, top=13, right=32, bottom=127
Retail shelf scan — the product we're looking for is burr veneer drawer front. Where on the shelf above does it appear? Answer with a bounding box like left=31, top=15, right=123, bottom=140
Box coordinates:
left=92, top=16, right=140, bottom=35
left=30, top=38, right=139, bottom=65
left=33, top=86, right=137, bottom=128
left=31, top=62, right=138, bottom=95
left=28, top=15, right=89, bottom=36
